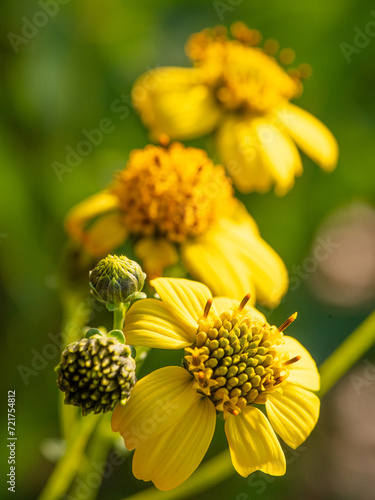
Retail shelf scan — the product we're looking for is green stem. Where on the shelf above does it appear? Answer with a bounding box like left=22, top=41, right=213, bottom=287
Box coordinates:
left=113, top=303, right=126, bottom=330
left=318, top=309, right=375, bottom=397
left=71, top=414, right=114, bottom=500
left=122, top=450, right=232, bottom=500
left=123, top=310, right=375, bottom=500
left=38, top=415, right=100, bottom=500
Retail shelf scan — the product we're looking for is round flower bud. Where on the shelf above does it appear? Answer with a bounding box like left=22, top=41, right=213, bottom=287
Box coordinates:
left=89, top=254, right=146, bottom=310
left=56, top=335, right=136, bottom=416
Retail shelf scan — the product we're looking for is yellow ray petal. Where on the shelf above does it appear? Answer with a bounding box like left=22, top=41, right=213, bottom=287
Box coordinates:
left=150, top=277, right=214, bottom=330
left=277, top=336, right=320, bottom=391
left=124, top=298, right=195, bottom=348
left=230, top=201, right=260, bottom=236
left=182, top=236, right=257, bottom=304
left=134, top=237, right=178, bottom=280
left=213, top=297, right=266, bottom=323
left=111, top=366, right=197, bottom=449
left=65, top=190, right=120, bottom=241
left=83, top=213, right=128, bottom=257
left=277, top=102, right=339, bottom=171
left=266, top=383, right=320, bottom=449
left=132, top=396, right=216, bottom=491
left=225, top=406, right=286, bottom=477
left=254, top=120, right=302, bottom=196
left=215, top=218, right=288, bottom=308
left=132, top=67, right=222, bottom=140
left=216, top=115, right=273, bottom=193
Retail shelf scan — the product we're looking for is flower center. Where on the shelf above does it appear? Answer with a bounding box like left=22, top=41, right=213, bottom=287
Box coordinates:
left=183, top=297, right=299, bottom=417
left=111, top=143, right=234, bottom=243
left=186, top=25, right=300, bottom=114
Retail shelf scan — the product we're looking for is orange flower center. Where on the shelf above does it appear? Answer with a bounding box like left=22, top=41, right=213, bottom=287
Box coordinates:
left=111, top=143, right=234, bottom=243
left=186, top=25, right=300, bottom=114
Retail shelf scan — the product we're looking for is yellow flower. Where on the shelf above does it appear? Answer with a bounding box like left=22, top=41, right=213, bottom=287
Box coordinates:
left=65, top=142, right=288, bottom=307
left=133, top=23, right=338, bottom=195
left=112, top=278, right=320, bottom=491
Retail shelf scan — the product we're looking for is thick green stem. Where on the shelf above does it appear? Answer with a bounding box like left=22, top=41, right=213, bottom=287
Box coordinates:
left=38, top=415, right=99, bottom=500
left=71, top=414, right=114, bottom=500
left=318, top=309, right=375, bottom=397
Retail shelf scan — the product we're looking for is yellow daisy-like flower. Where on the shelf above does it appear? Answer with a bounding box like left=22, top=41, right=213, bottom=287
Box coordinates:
left=112, top=278, right=320, bottom=491
left=133, top=23, right=338, bottom=195
left=65, top=142, right=288, bottom=307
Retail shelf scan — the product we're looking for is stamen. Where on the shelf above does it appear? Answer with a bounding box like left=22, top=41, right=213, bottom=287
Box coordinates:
left=158, top=133, right=170, bottom=147
left=203, top=298, right=213, bottom=318
left=279, top=47, right=296, bottom=65
left=198, top=371, right=205, bottom=380
left=274, top=374, right=288, bottom=386
left=263, top=38, right=279, bottom=55
left=238, top=293, right=251, bottom=312
left=278, top=312, right=298, bottom=332
left=284, top=355, right=301, bottom=366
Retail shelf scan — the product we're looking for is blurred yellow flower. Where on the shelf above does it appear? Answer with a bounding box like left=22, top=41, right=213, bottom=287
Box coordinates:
left=65, top=143, right=288, bottom=307
left=133, top=23, right=338, bottom=195
left=112, top=277, right=320, bottom=491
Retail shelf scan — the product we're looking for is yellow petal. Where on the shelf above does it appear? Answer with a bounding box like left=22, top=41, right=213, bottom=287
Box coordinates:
left=278, top=336, right=320, bottom=391
left=216, top=217, right=288, bottom=308
left=216, top=115, right=273, bottom=193
left=230, top=201, right=260, bottom=236
left=134, top=237, right=178, bottom=280
left=111, top=366, right=197, bottom=449
left=254, top=119, right=302, bottom=196
left=266, top=383, right=320, bottom=449
left=225, top=406, right=286, bottom=477
left=213, top=297, right=266, bottom=323
left=82, top=213, right=128, bottom=257
left=132, top=396, right=216, bottom=491
left=182, top=235, right=257, bottom=304
left=277, top=102, right=339, bottom=171
left=150, top=278, right=213, bottom=332
left=124, top=298, right=195, bottom=349
left=65, top=190, right=120, bottom=241
left=132, top=67, right=222, bottom=140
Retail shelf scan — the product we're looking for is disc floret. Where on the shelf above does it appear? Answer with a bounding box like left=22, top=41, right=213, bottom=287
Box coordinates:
left=183, top=298, right=298, bottom=417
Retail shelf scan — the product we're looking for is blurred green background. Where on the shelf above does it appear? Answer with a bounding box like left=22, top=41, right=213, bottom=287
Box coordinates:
left=1, top=0, right=375, bottom=499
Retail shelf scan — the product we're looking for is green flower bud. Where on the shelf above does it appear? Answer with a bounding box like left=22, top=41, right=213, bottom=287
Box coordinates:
left=89, top=254, right=146, bottom=310
left=56, top=335, right=136, bottom=416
